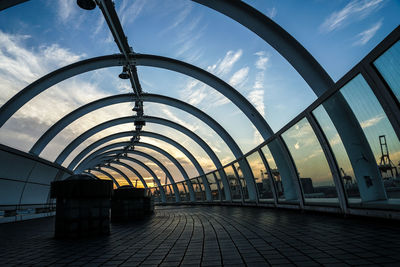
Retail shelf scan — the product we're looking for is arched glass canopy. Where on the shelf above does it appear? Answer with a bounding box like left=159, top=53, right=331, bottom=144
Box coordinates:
left=0, top=0, right=399, bottom=214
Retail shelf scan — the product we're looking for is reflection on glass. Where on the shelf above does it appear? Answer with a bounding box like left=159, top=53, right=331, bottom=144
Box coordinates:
left=374, top=40, right=400, bottom=102
left=313, top=106, right=360, bottom=199
left=164, top=185, right=174, bottom=203
left=340, top=75, right=400, bottom=198
left=182, top=181, right=191, bottom=201
left=191, top=178, right=204, bottom=201
left=233, top=160, right=249, bottom=200
left=224, top=165, right=241, bottom=200
left=206, top=173, right=220, bottom=201
left=176, top=182, right=187, bottom=202
left=282, top=118, right=338, bottom=202
left=198, top=177, right=206, bottom=201
left=214, top=171, right=226, bottom=200
left=247, top=151, right=273, bottom=200
left=261, top=145, right=284, bottom=199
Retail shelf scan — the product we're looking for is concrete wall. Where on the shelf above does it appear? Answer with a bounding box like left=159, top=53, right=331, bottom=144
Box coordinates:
left=0, top=144, right=72, bottom=209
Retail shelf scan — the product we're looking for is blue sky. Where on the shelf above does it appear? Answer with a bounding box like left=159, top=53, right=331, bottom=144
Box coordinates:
left=0, top=0, right=399, bottom=185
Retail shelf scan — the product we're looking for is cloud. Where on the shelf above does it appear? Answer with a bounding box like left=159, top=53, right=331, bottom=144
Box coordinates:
left=118, top=0, right=147, bottom=27
left=229, top=67, right=249, bottom=87
left=353, top=20, right=383, bottom=46
left=216, top=50, right=243, bottom=76
left=0, top=30, right=86, bottom=105
left=320, top=0, right=384, bottom=33
left=266, top=7, right=277, bottom=19
left=360, top=113, right=385, bottom=129
left=179, top=49, right=243, bottom=109
left=0, top=30, right=117, bottom=158
left=57, top=0, right=77, bottom=23
left=254, top=51, right=269, bottom=70
left=248, top=90, right=265, bottom=117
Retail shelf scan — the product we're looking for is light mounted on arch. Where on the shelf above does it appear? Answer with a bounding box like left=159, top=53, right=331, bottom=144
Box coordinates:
left=119, top=66, right=130, bottom=80
left=77, top=0, right=96, bottom=10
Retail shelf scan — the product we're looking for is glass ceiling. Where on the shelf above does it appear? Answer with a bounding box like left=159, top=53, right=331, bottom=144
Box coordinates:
left=0, top=0, right=399, bottom=183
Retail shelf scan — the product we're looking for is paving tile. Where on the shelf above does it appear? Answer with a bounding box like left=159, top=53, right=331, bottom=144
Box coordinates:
left=1, top=206, right=400, bottom=267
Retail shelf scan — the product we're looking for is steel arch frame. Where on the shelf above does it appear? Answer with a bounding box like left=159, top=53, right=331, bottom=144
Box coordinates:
left=107, top=156, right=167, bottom=202
left=106, top=160, right=148, bottom=189
left=32, top=94, right=251, bottom=198
left=0, top=54, right=273, bottom=140
left=57, top=115, right=230, bottom=200
left=0, top=0, right=386, bottom=204
left=84, top=149, right=180, bottom=202
left=67, top=130, right=201, bottom=201
left=77, top=140, right=196, bottom=201
left=90, top=168, right=120, bottom=187
left=98, top=164, right=133, bottom=187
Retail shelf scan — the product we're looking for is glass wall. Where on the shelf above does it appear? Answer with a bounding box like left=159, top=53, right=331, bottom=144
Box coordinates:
left=374, top=40, right=400, bottom=102
left=282, top=118, right=338, bottom=203
left=260, top=145, right=285, bottom=200
left=198, top=177, right=206, bottom=201
left=224, top=165, right=241, bottom=200
left=176, top=182, right=187, bottom=202
left=191, top=178, right=204, bottom=201
left=247, top=151, right=274, bottom=201
left=213, top=171, right=226, bottom=200
left=206, top=173, right=220, bottom=201
left=233, top=160, right=249, bottom=200
left=182, top=181, right=191, bottom=201
left=313, top=106, right=360, bottom=200
left=340, top=75, right=400, bottom=199
left=165, top=185, right=175, bottom=203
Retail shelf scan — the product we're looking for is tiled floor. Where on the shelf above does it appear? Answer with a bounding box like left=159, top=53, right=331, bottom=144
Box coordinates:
left=1, top=205, right=400, bottom=266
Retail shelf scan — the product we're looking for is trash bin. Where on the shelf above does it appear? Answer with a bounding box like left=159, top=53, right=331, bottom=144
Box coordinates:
left=111, top=186, right=154, bottom=222
left=50, top=174, right=113, bottom=238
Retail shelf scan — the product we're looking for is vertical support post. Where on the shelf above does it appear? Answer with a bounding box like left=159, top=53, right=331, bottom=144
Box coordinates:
left=307, top=113, right=348, bottom=213
left=268, top=138, right=303, bottom=208
left=258, top=148, right=278, bottom=206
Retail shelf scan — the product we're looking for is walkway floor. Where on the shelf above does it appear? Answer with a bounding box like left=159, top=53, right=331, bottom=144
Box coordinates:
left=0, top=206, right=399, bottom=266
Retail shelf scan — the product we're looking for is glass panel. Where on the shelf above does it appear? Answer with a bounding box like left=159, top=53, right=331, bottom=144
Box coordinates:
left=374, top=40, right=400, bottom=102
left=234, top=161, right=249, bottom=200
left=214, top=171, right=226, bottom=201
left=282, top=118, right=338, bottom=203
left=192, top=178, right=203, bottom=201
left=198, top=177, right=206, bottom=201
left=224, top=165, right=241, bottom=200
left=340, top=75, right=400, bottom=199
left=313, top=106, right=360, bottom=199
left=261, top=144, right=285, bottom=199
left=154, top=187, right=161, bottom=203
left=176, top=182, right=186, bottom=202
left=247, top=151, right=274, bottom=201
left=206, top=173, right=220, bottom=201
left=182, top=181, right=191, bottom=201
left=165, top=185, right=174, bottom=203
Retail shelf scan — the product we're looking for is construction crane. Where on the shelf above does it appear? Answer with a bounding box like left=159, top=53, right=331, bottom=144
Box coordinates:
left=340, top=168, right=352, bottom=186
left=378, top=135, right=398, bottom=178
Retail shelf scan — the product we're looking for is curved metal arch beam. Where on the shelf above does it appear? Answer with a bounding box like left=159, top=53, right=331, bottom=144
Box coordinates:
left=32, top=94, right=246, bottom=198
left=83, top=149, right=180, bottom=202
left=192, top=0, right=334, bottom=95
left=66, top=130, right=200, bottom=201
left=98, top=164, right=133, bottom=187
left=76, top=140, right=196, bottom=201
left=90, top=168, right=120, bottom=188
left=108, top=160, right=148, bottom=189
left=68, top=130, right=199, bottom=177
left=106, top=156, right=166, bottom=202
left=57, top=115, right=230, bottom=200
left=92, top=156, right=166, bottom=203
left=1, top=0, right=333, bottom=95
left=0, top=54, right=273, bottom=140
